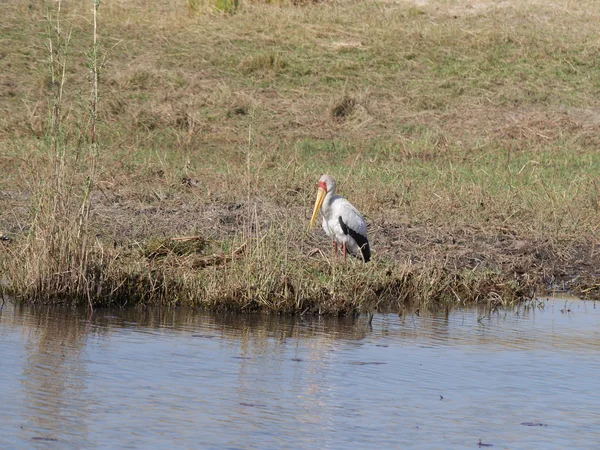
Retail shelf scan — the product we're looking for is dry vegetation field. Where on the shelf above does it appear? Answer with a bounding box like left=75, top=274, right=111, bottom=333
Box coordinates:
left=1, top=0, right=599, bottom=313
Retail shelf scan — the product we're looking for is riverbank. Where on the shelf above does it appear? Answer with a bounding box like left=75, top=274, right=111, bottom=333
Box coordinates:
left=1, top=0, right=598, bottom=311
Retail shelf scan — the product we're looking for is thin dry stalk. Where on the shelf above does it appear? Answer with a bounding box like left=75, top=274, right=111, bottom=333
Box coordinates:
left=78, top=0, right=102, bottom=310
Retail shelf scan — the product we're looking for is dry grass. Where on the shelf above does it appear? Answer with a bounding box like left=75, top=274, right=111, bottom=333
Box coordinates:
left=1, top=0, right=599, bottom=311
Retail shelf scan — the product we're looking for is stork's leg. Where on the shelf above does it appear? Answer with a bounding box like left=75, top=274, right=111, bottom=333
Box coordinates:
left=333, top=242, right=338, bottom=261
left=343, top=242, right=347, bottom=262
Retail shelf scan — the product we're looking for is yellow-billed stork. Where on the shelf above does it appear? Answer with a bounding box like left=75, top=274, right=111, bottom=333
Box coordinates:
left=309, top=174, right=371, bottom=262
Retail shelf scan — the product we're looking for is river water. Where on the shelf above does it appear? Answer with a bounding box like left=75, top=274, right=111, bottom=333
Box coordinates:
left=0, top=298, right=599, bottom=449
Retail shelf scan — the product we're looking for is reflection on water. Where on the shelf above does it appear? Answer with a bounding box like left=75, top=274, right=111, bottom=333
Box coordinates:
left=0, top=299, right=599, bottom=449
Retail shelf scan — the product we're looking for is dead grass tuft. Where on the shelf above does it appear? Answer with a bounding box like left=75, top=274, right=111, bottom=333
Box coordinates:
left=239, top=53, right=287, bottom=74
left=331, top=96, right=357, bottom=120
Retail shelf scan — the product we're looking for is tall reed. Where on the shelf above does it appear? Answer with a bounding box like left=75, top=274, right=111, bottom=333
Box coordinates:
left=7, top=0, right=101, bottom=307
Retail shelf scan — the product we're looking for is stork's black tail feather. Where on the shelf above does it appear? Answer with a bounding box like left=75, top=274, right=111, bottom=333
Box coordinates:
left=338, top=216, right=371, bottom=262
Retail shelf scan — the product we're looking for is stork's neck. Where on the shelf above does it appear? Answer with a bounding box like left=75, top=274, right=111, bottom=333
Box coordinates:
left=321, top=188, right=337, bottom=214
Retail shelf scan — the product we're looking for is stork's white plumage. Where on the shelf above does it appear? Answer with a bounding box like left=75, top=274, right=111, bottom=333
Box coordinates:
left=309, top=174, right=371, bottom=262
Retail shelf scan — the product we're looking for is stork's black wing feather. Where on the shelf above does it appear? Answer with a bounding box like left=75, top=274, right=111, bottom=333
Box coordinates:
left=338, top=216, right=371, bottom=262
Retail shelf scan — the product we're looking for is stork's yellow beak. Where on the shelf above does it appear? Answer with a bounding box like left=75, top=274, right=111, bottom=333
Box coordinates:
left=309, top=187, right=327, bottom=229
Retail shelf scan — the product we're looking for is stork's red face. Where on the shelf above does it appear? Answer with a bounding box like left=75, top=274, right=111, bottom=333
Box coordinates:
left=318, top=180, right=327, bottom=192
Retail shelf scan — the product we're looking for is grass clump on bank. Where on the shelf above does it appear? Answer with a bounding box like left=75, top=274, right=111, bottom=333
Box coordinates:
left=3, top=0, right=102, bottom=308
left=0, top=0, right=599, bottom=311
